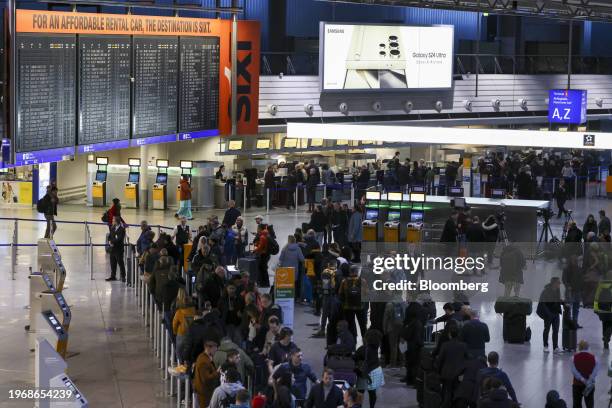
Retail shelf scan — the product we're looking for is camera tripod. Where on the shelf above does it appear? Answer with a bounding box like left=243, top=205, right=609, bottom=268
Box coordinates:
left=537, top=213, right=558, bottom=256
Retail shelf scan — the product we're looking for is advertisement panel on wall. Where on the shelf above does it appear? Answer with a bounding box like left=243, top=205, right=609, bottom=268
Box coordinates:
left=320, top=23, right=454, bottom=91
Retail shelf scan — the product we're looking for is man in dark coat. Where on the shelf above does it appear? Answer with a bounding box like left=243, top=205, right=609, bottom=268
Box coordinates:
left=200, top=266, right=226, bottom=309
left=106, top=216, right=126, bottom=282
left=305, top=368, right=344, bottom=408
left=499, top=245, right=526, bottom=297
left=436, top=324, right=468, bottom=408
left=536, top=277, right=563, bottom=353
left=440, top=211, right=458, bottom=243
left=401, top=303, right=424, bottom=386
left=460, top=309, right=490, bottom=358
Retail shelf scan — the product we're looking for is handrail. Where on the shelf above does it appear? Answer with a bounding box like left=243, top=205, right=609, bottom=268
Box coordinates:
left=0, top=216, right=174, bottom=230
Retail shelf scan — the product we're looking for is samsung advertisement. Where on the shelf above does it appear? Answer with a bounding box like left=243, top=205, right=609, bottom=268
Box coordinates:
left=321, top=23, right=454, bottom=91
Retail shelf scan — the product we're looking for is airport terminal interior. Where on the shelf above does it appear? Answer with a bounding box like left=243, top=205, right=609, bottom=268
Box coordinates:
left=7, top=0, right=612, bottom=407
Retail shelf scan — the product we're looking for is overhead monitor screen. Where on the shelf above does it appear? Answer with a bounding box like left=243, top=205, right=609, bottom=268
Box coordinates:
left=336, top=139, right=349, bottom=146
left=491, top=189, right=506, bottom=199
left=365, top=209, right=379, bottom=220
left=228, top=140, right=243, bottom=150
left=388, top=192, right=403, bottom=202
left=449, top=187, right=464, bottom=197
left=365, top=191, right=381, bottom=200
left=310, top=139, right=324, bottom=147
left=256, top=139, right=271, bottom=149
left=321, top=23, right=454, bottom=91
left=387, top=211, right=400, bottom=222
left=283, top=138, right=298, bottom=148
left=409, top=192, right=425, bottom=203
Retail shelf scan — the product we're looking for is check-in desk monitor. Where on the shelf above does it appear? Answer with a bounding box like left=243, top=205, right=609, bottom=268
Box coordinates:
left=365, top=191, right=381, bottom=201
left=365, top=209, right=379, bottom=221
left=95, top=171, right=107, bottom=182
left=256, top=139, right=271, bottom=149
left=452, top=197, right=466, bottom=209
left=491, top=188, right=506, bottom=199
left=156, top=173, right=168, bottom=184
left=49, top=374, right=89, bottom=407
left=449, top=186, right=464, bottom=197
left=407, top=210, right=424, bottom=243
left=128, top=172, right=139, bottom=183
left=387, top=211, right=400, bottom=222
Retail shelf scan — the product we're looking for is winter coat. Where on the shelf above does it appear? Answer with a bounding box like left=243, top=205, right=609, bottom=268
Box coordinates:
left=499, top=246, right=525, bottom=284
left=347, top=210, right=363, bottom=243
left=278, top=243, right=305, bottom=275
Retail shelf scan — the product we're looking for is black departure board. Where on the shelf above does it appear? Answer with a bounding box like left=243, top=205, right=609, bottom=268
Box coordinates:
left=133, top=36, right=178, bottom=139
left=16, top=34, right=76, bottom=153
left=79, top=36, right=131, bottom=145
left=179, top=36, right=220, bottom=133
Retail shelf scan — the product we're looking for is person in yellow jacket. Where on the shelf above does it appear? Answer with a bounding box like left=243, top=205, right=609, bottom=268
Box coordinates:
left=172, top=288, right=196, bottom=364
left=193, top=339, right=220, bottom=408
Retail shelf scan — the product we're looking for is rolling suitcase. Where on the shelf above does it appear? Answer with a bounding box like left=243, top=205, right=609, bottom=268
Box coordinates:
left=562, top=309, right=578, bottom=351
left=503, top=313, right=527, bottom=343
left=237, top=256, right=258, bottom=282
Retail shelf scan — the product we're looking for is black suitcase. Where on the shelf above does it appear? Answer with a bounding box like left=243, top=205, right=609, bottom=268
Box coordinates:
left=503, top=313, right=527, bottom=343
left=563, top=327, right=577, bottom=351
left=494, top=296, right=533, bottom=315
left=237, top=257, right=258, bottom=282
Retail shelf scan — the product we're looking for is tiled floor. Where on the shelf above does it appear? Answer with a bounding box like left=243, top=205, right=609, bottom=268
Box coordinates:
left=1, top=197, right=612, bottom=407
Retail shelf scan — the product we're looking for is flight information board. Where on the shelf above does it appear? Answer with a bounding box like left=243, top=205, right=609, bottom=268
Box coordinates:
left=16, top=34, right=76, bottom=153
left=133, top=36, right=178, bottom=139
left=78, top=36, right=131, bottom=147
left=179, top=36, right=220, bottom=133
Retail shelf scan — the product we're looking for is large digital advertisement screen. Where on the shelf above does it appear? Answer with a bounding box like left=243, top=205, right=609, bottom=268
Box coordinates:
left=321, top=23, right=454, bottom=91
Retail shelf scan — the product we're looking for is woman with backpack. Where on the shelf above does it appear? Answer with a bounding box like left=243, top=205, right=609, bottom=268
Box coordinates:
left=172, top=287, right=196, bottom=364
left=104, top=198, right=126, bottom=231
left=254, top=226, right=271, bottom=288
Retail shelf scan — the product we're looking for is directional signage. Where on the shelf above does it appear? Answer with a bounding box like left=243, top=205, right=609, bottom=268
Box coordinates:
left=548, top=89, right=587, bottom=124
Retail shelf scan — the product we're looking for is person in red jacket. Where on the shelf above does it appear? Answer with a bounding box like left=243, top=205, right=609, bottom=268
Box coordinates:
left=571, top=340, right=599, bottom=408
left=254, top=226, right=270, bottom=288
left=176, top=176, right=193, bottom=220
left=106, top=198, right=125, bottom=231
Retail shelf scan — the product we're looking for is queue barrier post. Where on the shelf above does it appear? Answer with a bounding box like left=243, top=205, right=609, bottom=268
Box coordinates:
left=266, top=188, right=270, bottom=215
left=295, top=186, right=298, bottom=215
left=574, top=176, right=578, bottom=210
left=11, top=220, right=17, bottom=280
left=185, top=377, right=191, bottom=408
left=350, top=185, right=355, bottom=208
left=243, top=183, right=248, bottom=213
left=159, top=310, right=165, bottom=369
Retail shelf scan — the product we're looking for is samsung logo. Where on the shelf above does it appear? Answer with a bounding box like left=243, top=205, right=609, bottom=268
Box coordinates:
left=327, top=28, right=344, bottom=33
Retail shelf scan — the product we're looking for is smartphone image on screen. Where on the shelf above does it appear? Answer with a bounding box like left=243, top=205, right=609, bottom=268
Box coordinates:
left=343, top=25, right=407, bottom=89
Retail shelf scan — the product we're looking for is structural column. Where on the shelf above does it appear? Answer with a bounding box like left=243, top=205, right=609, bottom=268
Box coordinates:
left=139, top=145, right=149, bottom=209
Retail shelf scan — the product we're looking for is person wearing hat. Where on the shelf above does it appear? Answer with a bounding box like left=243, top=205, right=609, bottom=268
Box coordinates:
left=193, top=338, right=221, bottom=408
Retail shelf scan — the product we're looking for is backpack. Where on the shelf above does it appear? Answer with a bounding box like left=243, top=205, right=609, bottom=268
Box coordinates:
left=346, top=278, right=361, bottom=309
left=220, top=391, right=236, bottom=408
left=175, top=225, right=190, bottom=246
left=101, top=210, right=109, bottom=223
left=321, top=269, right=335, bottom=295
left=36, top=198, right=46, bottom=214
left=268, top=236, right=280, bottom=255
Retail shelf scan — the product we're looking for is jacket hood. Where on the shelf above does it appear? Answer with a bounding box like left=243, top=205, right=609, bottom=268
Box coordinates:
left=220, top=382, right=244, bottom=395
left=286, top=243, right=301, bottom=251
left=220, top=339, right=240, bottom=351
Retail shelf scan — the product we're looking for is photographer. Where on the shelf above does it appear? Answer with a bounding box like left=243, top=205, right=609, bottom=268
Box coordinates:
left=554, top=179, right=569, bottom=219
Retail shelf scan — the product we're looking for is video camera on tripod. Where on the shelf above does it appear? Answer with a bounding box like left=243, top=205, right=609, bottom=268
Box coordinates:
left=537, top=208, right=555, bottom=220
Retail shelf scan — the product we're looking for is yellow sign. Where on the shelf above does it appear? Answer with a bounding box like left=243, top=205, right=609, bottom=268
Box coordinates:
left=18, top=182, right=33, bottom=205
left=153, top=187, right=165, bottom=201
left=183, top=243, right=192, bottom=272
left=275, top=267, right=295, bottom=289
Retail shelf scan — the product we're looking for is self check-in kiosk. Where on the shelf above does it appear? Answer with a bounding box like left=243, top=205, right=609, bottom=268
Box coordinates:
left=383, top=192, right=403, bottom=242
left=92, top=157, right=108, bottom=207
left=124, top=158, right=140, bottom=209
left=29, top=290, right=71, bottom=354
left=153, top=159, right=169, bottom=210
left=49, top=374, right=89, bottom=407
left=363, top=191, right=382, bottom=242
left=176, top=160, right=193, bottom=204
left=37, top=310, right=69, bottom=358
left=36, top=338, right=68, bottom=408
left=407, top=191, right=426, bottom=243
left=37, top=239, right=66, bottom=291
left=491, top=188, right=506, bottom=199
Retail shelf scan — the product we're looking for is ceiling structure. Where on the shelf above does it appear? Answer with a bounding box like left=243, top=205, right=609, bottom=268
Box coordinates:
left=319, top=0, right=612, bottom=22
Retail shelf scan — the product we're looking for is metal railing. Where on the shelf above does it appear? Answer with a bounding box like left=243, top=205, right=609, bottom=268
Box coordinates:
left=260, top=52, right=612, bottom=76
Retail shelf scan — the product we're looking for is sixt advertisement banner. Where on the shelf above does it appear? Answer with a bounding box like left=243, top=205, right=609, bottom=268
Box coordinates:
left=548, top=89, right=587, bottom=125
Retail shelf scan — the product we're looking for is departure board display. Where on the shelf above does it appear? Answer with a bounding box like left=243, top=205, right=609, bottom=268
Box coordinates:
left=179, top=36, right=220, bottom=133
left=78, top=36, right=131, bottom=146
left=133, top=37, right=178, bottom=139
left=16, top=34, right=76, bottom=153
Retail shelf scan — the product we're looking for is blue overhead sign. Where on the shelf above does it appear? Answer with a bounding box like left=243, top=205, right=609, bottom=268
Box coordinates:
left=548, top=89, right=587, bottom=124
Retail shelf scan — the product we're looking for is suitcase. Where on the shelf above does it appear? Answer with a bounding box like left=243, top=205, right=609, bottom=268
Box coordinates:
left=333, top=369, right=357, bottom=386
left=494, top=296, right=533, bottom=315
left=502, top=313, right=527, bottom=343
left=237, top=257, right=258, bottom=282
left=562, top=327, right=577, bottom=351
